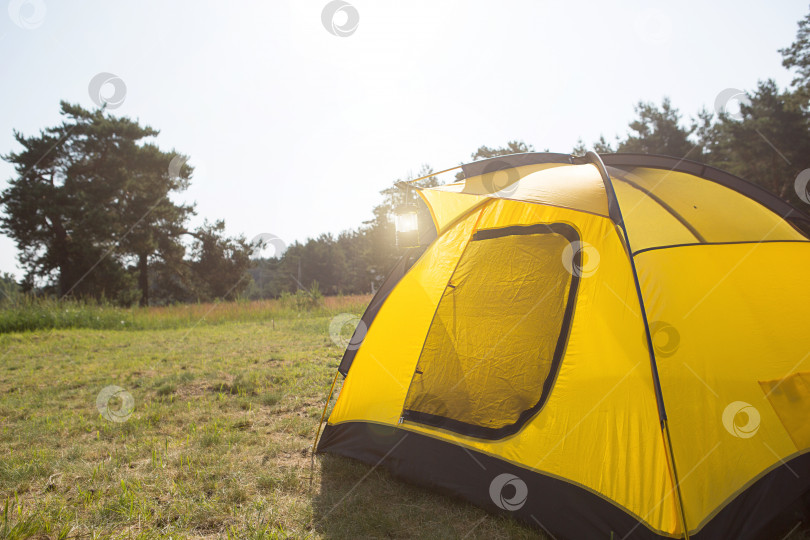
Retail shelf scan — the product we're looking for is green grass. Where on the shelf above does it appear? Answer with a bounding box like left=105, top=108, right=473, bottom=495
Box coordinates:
left=4, top=298, right=805, bottom=539
left=0, top=297, right=542, bottom=539
left=0, top=295, right=370, bottom=334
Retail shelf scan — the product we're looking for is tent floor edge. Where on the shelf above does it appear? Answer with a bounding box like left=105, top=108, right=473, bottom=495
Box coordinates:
left=316, top=421, right=672, bottom=540
left=690, top=450, right=810, bottom=540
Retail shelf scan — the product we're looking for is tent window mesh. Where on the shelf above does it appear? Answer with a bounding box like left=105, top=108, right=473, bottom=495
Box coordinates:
left=402, top=223, right=579, bottom=439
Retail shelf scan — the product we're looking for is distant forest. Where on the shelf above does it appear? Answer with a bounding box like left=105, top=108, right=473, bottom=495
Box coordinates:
left=2, top=9, right=810, bottom=305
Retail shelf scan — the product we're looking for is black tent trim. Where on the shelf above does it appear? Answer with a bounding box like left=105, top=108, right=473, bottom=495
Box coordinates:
left=317, top=421, right=673, bottom=539
left=460, top=152, right=572, bottom=179
left=317, top=421, right=810, bottom=539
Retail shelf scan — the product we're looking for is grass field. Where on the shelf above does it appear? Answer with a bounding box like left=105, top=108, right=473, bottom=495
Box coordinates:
left=0, top=296, right=542, bottom=539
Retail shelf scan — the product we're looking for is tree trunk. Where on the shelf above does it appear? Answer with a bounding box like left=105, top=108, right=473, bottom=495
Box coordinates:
left=47, top=216, right=71, bottom=298
left=138, top=252, right=149, bottom=306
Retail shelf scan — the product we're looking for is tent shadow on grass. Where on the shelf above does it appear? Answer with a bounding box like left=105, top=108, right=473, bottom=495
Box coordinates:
left=311, top=453, right=545, bottom=539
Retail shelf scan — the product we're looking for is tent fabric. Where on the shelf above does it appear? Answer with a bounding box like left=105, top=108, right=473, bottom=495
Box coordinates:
left=417, top=163, right=609, bottom=235
left=760, top=371, right=810, bottom=450
left=610, top=167, right=807, bottom=254
left=318, top=152, right=810, bottom=539
left=415, top=186, right=488, bottom=234
left=336, top=248, right=421, bottom=376
left=598, top=153, right=810, bottom=234
left=401, top=223, right=579, bottom=439
left=634, top=241, right=810, bottom=532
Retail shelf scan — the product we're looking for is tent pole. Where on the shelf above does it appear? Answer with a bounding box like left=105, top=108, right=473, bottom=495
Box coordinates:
left=312, top=370, right=340, bottom=454
left=310, top=370, right=340, bottom=487
left=584, top=151, right=691, bottom=539
left=402, top=165, right=463, bottom=185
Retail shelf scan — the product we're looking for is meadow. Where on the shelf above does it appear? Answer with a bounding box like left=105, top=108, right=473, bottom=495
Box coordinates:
left=0, top=296, right=542, bottom=539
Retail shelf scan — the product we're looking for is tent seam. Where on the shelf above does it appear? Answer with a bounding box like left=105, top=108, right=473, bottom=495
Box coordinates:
left=583, top=151, right=690, bottom=539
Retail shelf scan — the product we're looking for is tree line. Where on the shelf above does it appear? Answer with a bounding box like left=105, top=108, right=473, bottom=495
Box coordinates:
left=3, top=10, right=810, bottom=305
left=1, top=104, right=252, bottom=305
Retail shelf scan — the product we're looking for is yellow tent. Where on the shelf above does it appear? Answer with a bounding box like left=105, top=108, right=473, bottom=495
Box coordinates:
left=316, top=152, right=810, bottom=539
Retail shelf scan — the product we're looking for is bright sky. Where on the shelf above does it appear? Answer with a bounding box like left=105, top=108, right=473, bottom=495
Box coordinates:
left=0, top=0, right=805, bottom=278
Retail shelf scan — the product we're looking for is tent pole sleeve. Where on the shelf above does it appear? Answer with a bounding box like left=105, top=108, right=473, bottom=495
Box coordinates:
left=584, top=152, right=667, bottom=419
left=584, top=151, right=690, bottom=538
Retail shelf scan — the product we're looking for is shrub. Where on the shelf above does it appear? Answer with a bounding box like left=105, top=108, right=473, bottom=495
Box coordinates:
left=279, top=282, right=323, bottom=311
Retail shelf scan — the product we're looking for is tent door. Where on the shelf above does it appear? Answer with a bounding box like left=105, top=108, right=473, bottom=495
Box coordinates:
left=401, top=223, right=581, bottom=439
